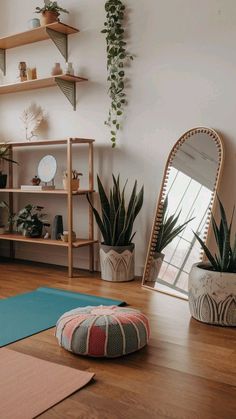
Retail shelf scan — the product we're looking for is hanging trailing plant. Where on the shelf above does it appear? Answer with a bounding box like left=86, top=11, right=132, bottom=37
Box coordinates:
left=101, top=0, right=133, bottom=148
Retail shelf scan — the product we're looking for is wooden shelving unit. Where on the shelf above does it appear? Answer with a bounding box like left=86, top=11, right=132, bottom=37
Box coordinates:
left=0, top=138, right=97, bottom=278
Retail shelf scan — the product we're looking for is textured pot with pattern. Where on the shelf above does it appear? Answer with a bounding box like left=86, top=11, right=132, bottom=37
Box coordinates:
left=40, top=11, right=59, bottom=26
left=100, top=244, right=135, bottom=282
left=147, top=252, right=164, bottom=282
left=188, top=263, right=236, bottom=326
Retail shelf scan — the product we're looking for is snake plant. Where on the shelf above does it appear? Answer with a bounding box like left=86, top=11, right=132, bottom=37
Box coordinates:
left=87, top=175, right=144, bottom=246
left=155, top=197, right=194, bottom=253
left=194, top=197, right=236, bottom=272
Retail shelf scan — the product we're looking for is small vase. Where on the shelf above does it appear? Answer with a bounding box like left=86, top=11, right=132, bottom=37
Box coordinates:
left=40, top=11, right=59, bottom=26
left=51, top=215, right=64, bottom=240
left=51, top=63, right=63, bottom=76
left=0, top=226, right=5, bottom=235
left=65, top=62, right=74, bottom=76
left=27, top=18, right=40, bottom=29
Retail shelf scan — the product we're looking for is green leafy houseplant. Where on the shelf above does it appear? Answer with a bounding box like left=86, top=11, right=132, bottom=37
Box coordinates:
left=101, top=0, right=133, bottom=148
left=87, top=175, right=144, bottom=246
left=155, top=197, right=194, bottom=253
left=15, top=204, right=50, bottom=238
left=35, top=1, right=69, bottom=15
left=194, top=197, right=236, bottom=273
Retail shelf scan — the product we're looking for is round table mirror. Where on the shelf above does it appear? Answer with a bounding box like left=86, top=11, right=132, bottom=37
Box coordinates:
left=38, top=155, right=57, bottom=184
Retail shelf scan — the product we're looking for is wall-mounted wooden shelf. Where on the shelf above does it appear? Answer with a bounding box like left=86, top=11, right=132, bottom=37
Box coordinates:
left=0, top=189, right=94, bottom=195
left=0, top=22, right=79, bottom=50
left=0, top=233, right=97, bottom=249
left=0, top=75, right=87, bottom=110
left=0, top=22, right=79, bottom=75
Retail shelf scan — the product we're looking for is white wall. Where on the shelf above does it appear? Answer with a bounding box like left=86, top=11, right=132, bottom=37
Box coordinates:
left=0, top=0, right=235, bottom=274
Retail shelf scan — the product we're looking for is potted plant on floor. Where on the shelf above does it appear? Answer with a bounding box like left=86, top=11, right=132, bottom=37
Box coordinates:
left=189, top=197, right=236, bottom=326
left=15, top=204, right=50, bottom=238
left=148, top=197, right=194, bottom=281
left=35, top=1, right=69, bottom=26
left=0, top=143, right=18, bottom=189
left=88, top=175, right=144, bottom=282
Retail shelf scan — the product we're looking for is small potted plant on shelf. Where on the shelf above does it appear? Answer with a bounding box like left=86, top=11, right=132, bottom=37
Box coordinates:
left=88, top=175, right=144, bottom=282
left=0, top=143, right=18, bottom=189
left=148, top=197, right=194, bottom=282
left=35, top=1, right=69, bottom=26
left=189, top=197, right=236, bottom=326
left=63, top=170, right=83, bottom=192
left=15, top=204, right=50, bottom=238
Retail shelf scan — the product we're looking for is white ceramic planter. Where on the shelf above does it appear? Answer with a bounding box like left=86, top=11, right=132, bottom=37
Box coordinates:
left=188, top=263, right=236, bottom=326
left=147, top=252, right=164, bottom=282
left=100, top=244, right=135, bottom=282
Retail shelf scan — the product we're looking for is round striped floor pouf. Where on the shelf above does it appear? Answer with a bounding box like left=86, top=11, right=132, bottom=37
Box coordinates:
left=56, top=305, right=150, bottom=358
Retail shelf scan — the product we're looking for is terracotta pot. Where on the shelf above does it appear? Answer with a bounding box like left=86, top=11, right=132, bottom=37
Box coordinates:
left=40, top=11, right=59, bottom=26
left=100, top=243, right=135, bottom=282
left=147, top=252, right=165, bottom=282
left=63, top=178, right=80, bottom=192
left=188, top=263, right=236, bottom=326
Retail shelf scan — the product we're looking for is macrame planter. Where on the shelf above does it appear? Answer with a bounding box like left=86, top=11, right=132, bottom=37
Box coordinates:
left=188, top=263, right=236, bottom=326
left=100, top=244, right=135, bottom=282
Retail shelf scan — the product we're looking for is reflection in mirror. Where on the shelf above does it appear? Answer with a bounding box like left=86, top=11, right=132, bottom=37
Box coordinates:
left=142, top=127, right=223, bottom=299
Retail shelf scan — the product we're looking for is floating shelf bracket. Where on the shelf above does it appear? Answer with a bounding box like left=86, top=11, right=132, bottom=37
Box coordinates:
left=46, top=28, right=68, bottom=62
left=0, top=49, right=6, bottom=75
left=55, top=77, right=76, bottom=110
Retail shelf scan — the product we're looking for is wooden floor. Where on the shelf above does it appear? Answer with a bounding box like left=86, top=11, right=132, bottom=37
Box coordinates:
left=0, top=259, right=236, bottom=419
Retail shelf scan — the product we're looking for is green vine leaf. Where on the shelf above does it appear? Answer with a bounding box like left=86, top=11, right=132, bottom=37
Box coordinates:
left=101, top=0, right=133, bottom=147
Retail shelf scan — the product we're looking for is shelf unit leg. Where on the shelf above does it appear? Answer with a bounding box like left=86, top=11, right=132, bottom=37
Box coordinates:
left=8, top=146, right=15, bottom=259
left=88, top=143, right=95, bottom=272
left=0, top=49, right=6, bottom=76
left=67, top=138, right=73, bottom=278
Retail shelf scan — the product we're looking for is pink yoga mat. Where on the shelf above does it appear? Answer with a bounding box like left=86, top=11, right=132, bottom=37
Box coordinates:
left=0, top=348, right=95, bottom=419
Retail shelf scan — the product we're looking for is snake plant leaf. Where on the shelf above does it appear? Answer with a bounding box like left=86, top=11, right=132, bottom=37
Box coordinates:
left=97, top=175, right=110, bottom=220
left=193, top=232, right=219, bottom=271
left=211, top=215, right=223, bottom=258
left=126, top=180, right=137, bottom=221
left=87, top=194, right=109, bottom=243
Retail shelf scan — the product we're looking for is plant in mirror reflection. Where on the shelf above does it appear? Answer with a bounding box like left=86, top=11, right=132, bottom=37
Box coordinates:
left=155, top=197, right=194, bottom=254
left=194, top=197, right=236, bottom=273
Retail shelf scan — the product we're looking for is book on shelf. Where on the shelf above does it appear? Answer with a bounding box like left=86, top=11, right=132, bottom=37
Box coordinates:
left=20, top=185, right=56, bottom=191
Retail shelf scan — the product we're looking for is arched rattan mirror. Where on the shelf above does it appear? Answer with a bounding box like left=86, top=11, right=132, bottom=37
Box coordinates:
left=142, top=127, right=224, bottom=299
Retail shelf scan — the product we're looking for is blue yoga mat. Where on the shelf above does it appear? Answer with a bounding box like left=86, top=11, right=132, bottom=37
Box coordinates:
left=0, top=287, right=125, bottom=347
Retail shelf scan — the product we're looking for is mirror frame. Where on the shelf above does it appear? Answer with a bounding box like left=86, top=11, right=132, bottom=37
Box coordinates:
left=142, top=127, right=224, bottom=293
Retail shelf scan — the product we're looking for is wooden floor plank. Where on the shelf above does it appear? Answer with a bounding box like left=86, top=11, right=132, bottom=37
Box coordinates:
left=0, top=259, right=235, bottom=419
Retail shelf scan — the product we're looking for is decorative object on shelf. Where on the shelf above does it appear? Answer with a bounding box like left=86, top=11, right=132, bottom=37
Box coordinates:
left=35, top=1, right=69, bottom=26
left=56, top=305, right=150, bottom=358
left=189, top=197, right=236, bottom=326
left=61, top=230, right=76, bottom=243
left=0, top=143, right=19, bottom=189
left=20, top=103, right=44, bottom=141
left=31, top=175, right=41, bottom=186
left=88, top=175, right=144, bottom=282
left=147, top=197, right=194, bottom=282
left=0, top=201, right=15, bottom=232
left=65, top=62, right=74, bottom=76
left=27, top=18, right=41, bottom=29
left=51, top=214, right=64, bottom=240
left=101, top=0, right=133, bottom=148
left=51, top=62, right=63, bottom=76
left=63, top=170, right=83, bottom=192
left=18, top=61, right=27, bottom=82
left=37, top=155, right=57, bottom=189
left=26, top=67, right=37, bottom=81
left=15, top=204, right=50, bottom=238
